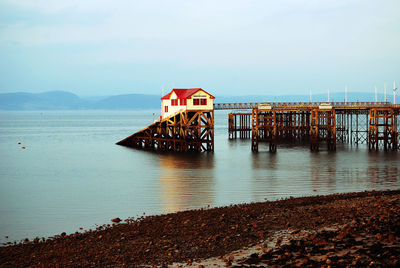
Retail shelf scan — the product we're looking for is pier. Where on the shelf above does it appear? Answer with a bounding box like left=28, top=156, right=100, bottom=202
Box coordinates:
left=117, top=88, right=399, bottom=153
left=223, top=102, right=400, bottom=152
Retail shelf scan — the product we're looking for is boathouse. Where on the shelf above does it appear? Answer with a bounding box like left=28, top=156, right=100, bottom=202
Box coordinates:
left=161, top=88, right=215, bottom=119
left=117, top=87, right=215, bottom=152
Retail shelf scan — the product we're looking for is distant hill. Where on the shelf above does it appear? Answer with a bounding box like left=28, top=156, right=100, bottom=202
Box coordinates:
left=0, top=91, right=85, bottom=110
left=89, top=94, right=160, bottom=110
left=0, top=90, right=394, bottom=110
left=0, top=91, right=160, bottom=110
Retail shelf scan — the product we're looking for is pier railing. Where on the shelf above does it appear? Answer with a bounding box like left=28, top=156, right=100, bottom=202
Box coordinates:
left=214, top=102, right=399, bottom=110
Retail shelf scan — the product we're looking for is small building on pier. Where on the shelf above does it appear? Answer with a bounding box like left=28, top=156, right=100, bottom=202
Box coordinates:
left=161, top=88, right=215, bottom=119
left=118, top=87, right=215, bottom=152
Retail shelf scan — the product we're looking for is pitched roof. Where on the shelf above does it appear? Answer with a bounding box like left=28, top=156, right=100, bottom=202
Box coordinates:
left=161, top=88, right=215, bottom=100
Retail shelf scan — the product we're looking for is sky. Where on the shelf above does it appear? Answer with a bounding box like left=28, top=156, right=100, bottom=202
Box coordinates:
left=0, top=0, right=399, bottom=96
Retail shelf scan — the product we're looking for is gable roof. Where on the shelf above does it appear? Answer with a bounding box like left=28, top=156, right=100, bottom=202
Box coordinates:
left=161, top=88, right=215, bottom=100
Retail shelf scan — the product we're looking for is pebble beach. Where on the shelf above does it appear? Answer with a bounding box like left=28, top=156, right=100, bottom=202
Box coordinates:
left=1, top=190, right=399, bottom=267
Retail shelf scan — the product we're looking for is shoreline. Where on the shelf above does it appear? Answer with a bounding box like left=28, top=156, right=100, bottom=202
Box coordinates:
left=1, top=189, right=399, bottom=266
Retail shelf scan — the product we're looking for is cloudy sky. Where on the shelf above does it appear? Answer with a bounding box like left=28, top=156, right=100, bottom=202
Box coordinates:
left=0, top=0, right=399, bottom=96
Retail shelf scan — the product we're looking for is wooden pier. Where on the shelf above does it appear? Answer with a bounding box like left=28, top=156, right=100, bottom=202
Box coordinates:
left=117, top=110, right=214, bottom=152
left=223, top=102, right=400, bottom=152
left=117, top=100, right=399, bottom=153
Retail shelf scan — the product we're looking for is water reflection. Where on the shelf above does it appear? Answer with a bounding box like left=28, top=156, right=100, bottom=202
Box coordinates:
left=309, top=152, right=337, bottom=192
left=367, top=151, right=399, bottom=187
left=158, top=153, right=215, bottom=213
left=250, top=152, right=279, bottom=202
left=251, top=152, right=278, bottom=170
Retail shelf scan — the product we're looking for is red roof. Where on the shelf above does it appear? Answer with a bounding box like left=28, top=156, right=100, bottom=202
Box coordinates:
left=161, top=88, right=215, bottom=100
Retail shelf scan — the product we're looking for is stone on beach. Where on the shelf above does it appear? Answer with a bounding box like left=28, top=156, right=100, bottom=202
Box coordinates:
left=111, top=217, right=121, bottom=223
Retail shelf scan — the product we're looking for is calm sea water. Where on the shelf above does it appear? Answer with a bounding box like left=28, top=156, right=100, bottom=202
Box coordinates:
left=0, top=110, right=399, bottom=243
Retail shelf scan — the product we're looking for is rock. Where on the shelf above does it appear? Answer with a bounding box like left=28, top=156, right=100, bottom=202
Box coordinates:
left=111, top=218, right=121, bottom=223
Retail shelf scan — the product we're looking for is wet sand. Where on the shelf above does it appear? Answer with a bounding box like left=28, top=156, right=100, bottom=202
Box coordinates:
left=1, top=190, right=399, bottom=267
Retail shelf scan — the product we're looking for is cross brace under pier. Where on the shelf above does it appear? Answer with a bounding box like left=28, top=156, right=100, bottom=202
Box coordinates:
left=368, top=108, right=398, bottom=150
left=229, top=105, right=399, bottom=152
left=251, top=107, right=335, bottom=152
left=117, top=110, right=214, bottom=152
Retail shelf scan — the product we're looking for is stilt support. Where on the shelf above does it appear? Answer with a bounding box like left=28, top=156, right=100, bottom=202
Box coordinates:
left=251, top=107, right=277, bottom=152
left=310, top=108, right=336, bottom=151
left=229, top=112, right=251, bottom=139
left=368, top=108, right=397, bottom=151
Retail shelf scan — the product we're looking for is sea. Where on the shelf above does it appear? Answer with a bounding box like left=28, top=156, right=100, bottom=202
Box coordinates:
left=0, top=110, right=399, bottom=244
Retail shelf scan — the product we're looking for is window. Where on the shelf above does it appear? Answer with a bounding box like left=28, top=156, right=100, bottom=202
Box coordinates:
left=171, top=99, right=178, bottom=106
left=164, top=106, right=168, bottom=112
left=200, top=99, right=207, bottom=105
left=180, top=99, right=187, bottom=106
left=193, top=99, right=200, bottom=105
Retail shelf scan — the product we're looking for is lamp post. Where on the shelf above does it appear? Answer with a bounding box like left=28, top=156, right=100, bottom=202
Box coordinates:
left=328, top=89, right=330, bottom=103
left=384, top=83, right=387, bottom=102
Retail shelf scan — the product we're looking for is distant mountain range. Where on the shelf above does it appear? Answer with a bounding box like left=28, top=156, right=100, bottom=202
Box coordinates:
left=0, top=91, right=161, bottom=110
left=0, top=90, right=394, bottom=110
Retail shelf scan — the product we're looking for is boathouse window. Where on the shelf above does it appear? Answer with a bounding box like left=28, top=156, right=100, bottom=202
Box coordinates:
left=164, top=106, right=168, bottom=112
left=180, top=99, right=187, bottom=105
left=201, top=99, right=207, bottom=105
left=171, top=99, right=178, bottom=106
left=193, top=99, right=200, bottom=105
